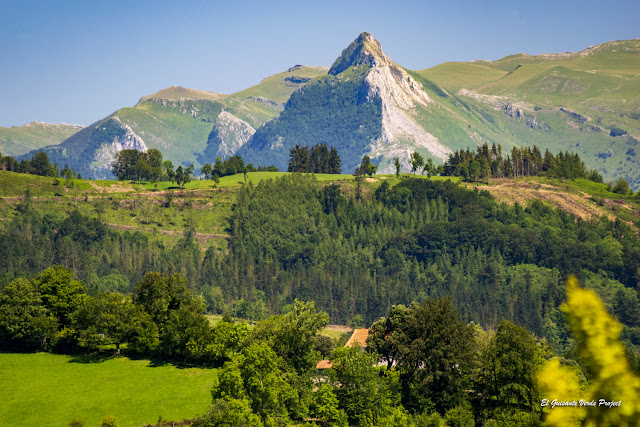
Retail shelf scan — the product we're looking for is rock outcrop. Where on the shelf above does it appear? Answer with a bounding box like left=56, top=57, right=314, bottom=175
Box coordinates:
left=246, top=96, right=284, bottom=110
left=205, top=112, right=256, bottom=159
left=333, top=32, right=452, bottom=167
left=93, top=117, right=149, bottom=177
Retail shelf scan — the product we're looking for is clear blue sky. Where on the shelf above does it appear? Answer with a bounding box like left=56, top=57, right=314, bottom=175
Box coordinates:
left=1, top=0, right=638, bottom=127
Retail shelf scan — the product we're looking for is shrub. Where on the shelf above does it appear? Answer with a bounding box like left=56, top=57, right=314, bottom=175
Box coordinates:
left=613, top=178, right=631, bottom=195
left=610, top=126, right=627, bottom=137
left=100, top=415, right=118, bottom=427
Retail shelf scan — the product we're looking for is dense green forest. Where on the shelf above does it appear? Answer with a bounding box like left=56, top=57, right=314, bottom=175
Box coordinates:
left=1, top=175, right=639, bottom=354
left=443, top=143, right=605, bottom=184
left=2, top=172, right=640, bottom=425
left=288, top=143, right=342, bottom=174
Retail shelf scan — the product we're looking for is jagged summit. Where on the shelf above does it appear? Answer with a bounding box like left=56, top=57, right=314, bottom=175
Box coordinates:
left=329, top=32, right=387, bottom=75
left=328, top=32, right=450, bottom=166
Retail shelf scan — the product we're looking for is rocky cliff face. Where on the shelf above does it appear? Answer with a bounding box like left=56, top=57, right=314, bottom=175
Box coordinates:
left=92, top=117, right=149, bottom=178
left=204, top=111, right=256, bottom=160
left=94, top=117, right=148, bottom=158
left=330, top=32, right=452, bottom=171
left=238, top=32, right=455, bottom=172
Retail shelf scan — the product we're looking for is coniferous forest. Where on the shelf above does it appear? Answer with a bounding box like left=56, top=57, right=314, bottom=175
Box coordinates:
left=2, top=170, right=640, bottom=425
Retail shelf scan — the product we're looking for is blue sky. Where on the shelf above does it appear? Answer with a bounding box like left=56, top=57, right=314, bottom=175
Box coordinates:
left=1, top=0, right=638, bottom=127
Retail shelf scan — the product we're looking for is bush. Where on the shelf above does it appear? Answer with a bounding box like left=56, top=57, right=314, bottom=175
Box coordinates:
left=100, top=415, right=118, bottom=427
left=68, top=420, right=84, bottom=427
left=444, top=406, right=474, bottom=427
left=613, top=178, right=631, bottom=195
left=610, top=126, right=627, bottom=137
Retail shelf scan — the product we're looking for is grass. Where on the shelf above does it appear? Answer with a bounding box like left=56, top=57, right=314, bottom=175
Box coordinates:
left=205, top=315, right=353, bottom=341
left=417, top=62, right=507, bottom=92
left=414, top=39, right=640, bottom=190
left=230, top=65, right=328, bottom=104
left=0, top=352, right=216, bottom=427
left=318, top=329, right=350, bottom=341
left=0, top=122, right=82, bottom=157
left=204, top=314, right=255, bottom=329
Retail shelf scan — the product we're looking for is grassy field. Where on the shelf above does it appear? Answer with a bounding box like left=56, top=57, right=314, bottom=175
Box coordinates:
left=0, top=353, right=216, bottom=427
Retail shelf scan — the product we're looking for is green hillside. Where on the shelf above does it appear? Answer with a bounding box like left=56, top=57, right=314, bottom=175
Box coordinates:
left=20, top=66, right=327, bottom=179
left=16, top=37, right=640, bottom=188
left=414, top=62, right=507, bottom=92
left=418, top=39, right=640, bottom=188
left=239, top=66, right=383, bottom=171
left=230, top=64, right=329, bottom=104
left=0, top=122, right=82, bottom=157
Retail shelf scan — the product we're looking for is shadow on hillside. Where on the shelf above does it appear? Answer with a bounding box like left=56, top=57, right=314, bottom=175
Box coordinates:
left=64, top=349, right=217, bottom=369
left=126, top=352, right=217, bottom=369
left=67, top=352, right=116, bottom=364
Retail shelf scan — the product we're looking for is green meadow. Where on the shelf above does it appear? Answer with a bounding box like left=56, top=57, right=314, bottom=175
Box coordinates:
left=0, top=353, right=216, bottom=427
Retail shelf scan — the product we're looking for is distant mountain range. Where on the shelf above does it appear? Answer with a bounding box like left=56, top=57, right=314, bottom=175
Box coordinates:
left=4, top=33, right=639, bottom=188
left=0, top=122, right=83, bottom=157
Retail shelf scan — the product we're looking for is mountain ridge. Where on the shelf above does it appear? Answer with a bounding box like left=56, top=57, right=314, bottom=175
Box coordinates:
left=0, top=122, right=84, bottom=157
left=8, top=34, right=639, bottom=187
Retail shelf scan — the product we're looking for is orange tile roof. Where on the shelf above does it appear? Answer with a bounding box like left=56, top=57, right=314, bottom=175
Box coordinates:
left=316, top=359, right=333, bottom=370
left=345, top=328, right=369, bottom=348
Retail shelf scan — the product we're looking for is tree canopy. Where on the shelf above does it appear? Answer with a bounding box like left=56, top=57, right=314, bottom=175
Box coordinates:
left=111, top=149, right=163, bottom=182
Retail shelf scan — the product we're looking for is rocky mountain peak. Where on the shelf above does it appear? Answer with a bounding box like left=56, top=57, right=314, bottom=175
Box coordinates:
left=328, top=32, right=387, bottom=75
left=325, top=32, right=450, bottom=168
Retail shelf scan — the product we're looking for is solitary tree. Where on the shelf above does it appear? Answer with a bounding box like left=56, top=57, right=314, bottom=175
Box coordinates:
left=0, top=278, right=57, bottom=351
left=111, top=150, right=141, bottom=181
left=422, top=158, right=435, bottom=178
left=31, top=151, right=56, bottom=177
left=394, top=157, right=401, bottom=177
left=175, top=165, right=194, bottom=188
left=360, top=155, right=377, bottom=177
left=201, top=163, right=213, bottom=180
left=163, top=160, right=175, bottom=182
left=410, top=152, right=424, bottom=175
left=367, top=298, right=475, bottom=413
left=74, top=293, right=155, bottom=354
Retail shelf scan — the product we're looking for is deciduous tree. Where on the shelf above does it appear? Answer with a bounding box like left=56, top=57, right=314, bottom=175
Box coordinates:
left=410, top=152, right=424, bottom=175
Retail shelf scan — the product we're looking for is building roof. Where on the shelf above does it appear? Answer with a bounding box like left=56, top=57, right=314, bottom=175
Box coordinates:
left=316, top=359, right=333, bottom=370
left=345, top=328, right=369, bottom=348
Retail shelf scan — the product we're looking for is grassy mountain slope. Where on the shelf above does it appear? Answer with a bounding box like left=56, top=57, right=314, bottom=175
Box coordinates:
left=418, top=39, right=640, bottom=188
left=21, top=67, right=326, bottom=179
left=238, top=34, right=640, bottom=182
left=16, top=37, right=639, bottom=187
left=0, top=122, right=83, bottom=157
left=414, top=62, right=508, bottom=92
left=230, top=65, right=329, bottom=104
left=239, top=33, right=496, bottom=173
